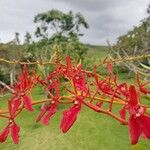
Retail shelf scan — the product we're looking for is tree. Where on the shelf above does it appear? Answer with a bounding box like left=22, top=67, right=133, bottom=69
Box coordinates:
left=108, top=3, right=150, bottom=79
left=34, top=9, right=89, bottom=40
left=33, top=9, right=89, bottom=62
left=10, top=32, right=20, bottom=45
left=24, top=32, right=32, bottom=44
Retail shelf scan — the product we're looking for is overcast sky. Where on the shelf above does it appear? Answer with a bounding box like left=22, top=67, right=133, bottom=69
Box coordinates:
left=0, top=0, right=149, bottom=45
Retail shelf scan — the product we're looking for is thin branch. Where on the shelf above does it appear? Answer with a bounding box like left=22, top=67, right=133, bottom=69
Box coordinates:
left=0, top=80, right=15, bottom=93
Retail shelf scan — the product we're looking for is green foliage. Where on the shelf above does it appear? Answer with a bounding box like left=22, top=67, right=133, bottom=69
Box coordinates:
left=0, top=43, right=25, bottom=84
left=113, top=3, right=150, bottom=55
left=24, top=32, right=32, bottom=44
left=114, top=23, right=149, bottom=53
left=34, top=9, right=89, bottom=40
left=108, top=4, right=150, bottom=76
left=0, top=69, right=9, bottom=84
left=32, top=9, right=89, bottom=62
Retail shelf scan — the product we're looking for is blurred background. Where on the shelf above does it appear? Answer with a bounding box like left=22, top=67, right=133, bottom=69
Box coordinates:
left=0, top=1, right=150, bottom=150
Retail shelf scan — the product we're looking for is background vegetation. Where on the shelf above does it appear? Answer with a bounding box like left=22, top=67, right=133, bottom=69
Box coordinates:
left=0, top=4, right=150, bottom=150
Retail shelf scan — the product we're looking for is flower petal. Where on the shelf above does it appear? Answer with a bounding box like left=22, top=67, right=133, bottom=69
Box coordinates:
left=36, top=105, right=47, bottom=122
left=139, top=115, right=150, bottom=139
left=0, top=126, right=9, bottom=143
left=128, top=85, right=138, bottom=107
left=129, top=116, right=142, bottom=145
left=11, top=98, right=21, bottom=117
left=60, top=105, right=81, bottom=133
left=23, top=95, right=34, bottom=111
left=11, top=123, right=20, bottom=144
left=42, top=105, right=57, bottom=125
left=119, top=107, right=126, bottom=120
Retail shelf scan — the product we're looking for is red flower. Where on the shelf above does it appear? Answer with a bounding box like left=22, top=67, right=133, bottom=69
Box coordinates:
left=10, top=123, right=20, bottom=144
left=14, top=65, right=34, bottom=92
left=127, top=85, right=139, bottom=113
left=47, top=79, right=60, bottom=97
left=60, top=104, right=81, bottom=133
left=123, top=85, right=150, bottom=145
left=96, top=80, right=121, bottom=99
left=36, top=77, right=60, bottom=125
left=36, top=105, right=48, bottom=123
left=119, top=85, right=136, bottom=121
left=129, top=114, right=150, bottom=145
left=74, top=76, right=87, bottom=92
left=117, top=83, right=129, bottom=97
left=10, top=65, right=35, bottom=112
left=23, top=95, right=34, bottom=111
left=0, top=121, right=20, bottom=144
left=119, top=107, right=126, bottom=120
left=42, top=104, right=57, bottom=125
left=0, top=100, right=21, bottom=144
left=94, top=67, right=120, bottom=99
left=0, top=125, right=9, bottom=143
left=36, top=103, right=57, bottom=125
left=10, top=98, right=21, bottom=117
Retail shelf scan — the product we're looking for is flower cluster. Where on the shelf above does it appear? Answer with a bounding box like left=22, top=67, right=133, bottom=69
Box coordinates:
left=0, top=56, right=150, bottom=145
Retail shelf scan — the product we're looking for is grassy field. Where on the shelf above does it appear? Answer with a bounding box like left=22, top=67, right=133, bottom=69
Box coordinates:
left=0, top=47, right=150, bottom=150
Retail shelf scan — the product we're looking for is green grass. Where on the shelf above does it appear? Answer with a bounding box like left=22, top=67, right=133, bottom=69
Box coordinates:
left=0, top=78, right=150, bottom=150
left=0, top=46, right=150, bottom=150
left=0, top=92, right=150, bottom=150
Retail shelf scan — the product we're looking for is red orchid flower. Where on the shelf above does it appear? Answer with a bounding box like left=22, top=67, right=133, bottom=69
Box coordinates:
left=13, top=95, right=33, bottom=112
left=36, top=102, right=57, bottom=125
left=94, top=65, right=121, bottom=99
left=36, top=97, right=58, bottom=125
left=95, top=79, right=121, bottom=99
left=11, top=122, right=20, bottom=144
left=0, top=121, right=20, bottom=144
left=36, top=105, right=48, bottom=123
left=8, top=98, right=21, bottom=118
left=74, top=75, right=87, bottom=92
left=42, top=104, right=57, bottom=125
left=126, top=85, right=139, bottom=113
left=23, top=95, right=34, bottom=111
left=120, top=85, right=150, bottom=145
left=60, top=88, right=85, bottom=134
left=116, top=82, right=129, bottom=97
left=36, top=78, right=60, bottom=125
left=0, top=125, right=9, bottom=143
left=119, top=106, right=126, bottom=120
left=10, top=65, right=34, bottom=112
left=47, top=64, right=65, bottom=81
left=59, top=70, right=89, bottom=134
left=15, top=65, right=34, bottom=92
left=60, top=104, right=81, bottom=133
left=65, top=56, right=88, bottom=86
left=0, top=100, right=21, bottom=144
left=47, top=56, right=72, bottom=81
left=47, top=79, right=59, bottom=94
left=129, top=113, right=150, bottom=145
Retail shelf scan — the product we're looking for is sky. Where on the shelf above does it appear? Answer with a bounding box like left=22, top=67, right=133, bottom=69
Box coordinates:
left=0, top=0, right=149, bottom=45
